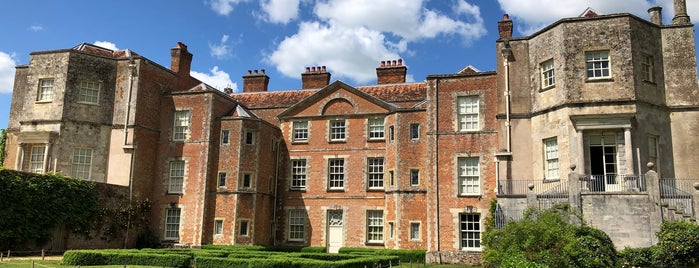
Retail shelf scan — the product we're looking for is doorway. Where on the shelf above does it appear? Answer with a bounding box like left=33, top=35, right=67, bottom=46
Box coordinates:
left=326, top=210, right=344, bottom=253
left=588, top=133, right=620, bottom=192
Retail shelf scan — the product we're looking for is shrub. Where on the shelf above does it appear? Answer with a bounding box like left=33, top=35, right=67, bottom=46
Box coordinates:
left=195, top=256, right=291, bottom=268
left=618, top=247, right=653, bottom=267
left=61, top=250, right=190, bottom=267
left=338, top=247, right=425, bottom=263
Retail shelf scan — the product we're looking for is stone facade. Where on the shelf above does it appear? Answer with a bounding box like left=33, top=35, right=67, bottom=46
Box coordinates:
left=3, top=1, right=699, bottom=265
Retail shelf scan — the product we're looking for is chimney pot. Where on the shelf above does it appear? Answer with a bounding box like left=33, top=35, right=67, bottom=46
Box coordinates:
left=247, top=70, right=252, bottom=74
left=503, top=14, right=510, bottom=20
left=261, top=69, right=265, bottom=74
left=254, top=70, right=259, bottom=74
left=498, top=14, right=514, bottom=39
left=381, top=61, right=386, bottom=67
left=392, top=60, right=398, bottom=66
left=398, top=59, right=403, bottom=66
left=648, top=6, right=663, bottom=25
left=305, top=67, right=311, bottom=73
left=322, top=66, right=327, bottom=72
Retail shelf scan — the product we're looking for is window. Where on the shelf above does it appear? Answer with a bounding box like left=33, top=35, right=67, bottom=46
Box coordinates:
left=214, top=220, right=223, bottom=235
left=37, top=79, right=54, bottom=101
left=367, top=158, right=384, bottom=189
left=221, top=130, right=229, bottom=145
left=245, top=131, right=254, bottom=145
left=541, top=59, right=555, bottom=88
left=460, top=214, right=481, bottom=250
left=410, top=124, right=420, bottom=140
left=30, top=145, right=45, bottom=173
left=172, top=110, right=191, bottom=141
left=328, top=159, right=345, bottom=190
left=649, top=135, right=659, bottom=168
left=389, top=170, right=395, bottom=186
left=169, top=160, right=185, bottom=194
left=388, top=222, right=395, bottom=239
left=458, top=157, right=480, bottom=195
left=368, top=118, right=385, bottom=140
left=410, top=169, right=419, bottom=186
left=329, top=120, right=346, bottom=141
left=389, top=126, right=395, bottom=141
left=292, top=121, right=309, bottom=142
left=165, top=208, right=181, bottom=240
left=410, top=222, right=420, bottom=240
left=79, top=81, right=100, bottom=104
left=641, top=54, right=654, bottom=82
left=239, top=220, right=249, bottom=236
left=71, top=148, right=92, bottom=180
left=367, top=210, right=384, bottom=243
left=218, top=172, right=227, bottom=188
left=586, top=50, right=610, bottom=79
left=242, top=173, right=252, bottom=188
left=291, top=159, right=307, bottom=190
left=288, top=209, right=306, bottom=241
left=544, top=138, right=559, bottom=180
left=457, top=96, right=479, bottom=131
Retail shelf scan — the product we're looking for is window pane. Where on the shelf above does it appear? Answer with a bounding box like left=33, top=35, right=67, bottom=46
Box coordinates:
left=368, top=118, right=385, bottom=139
left=460, top=214, right=481, bottom=249
left=458, top=157, right=480, bottom=195
left=289, top=209, right=305, bottom=240
left=458, top=96, right=479, bottom=131
left=329, top=159, right=345, bottom=189
left=71, top=148, right=92, bottom=180
left=367, top=210, right=384, bottom=242
left=165, top=208, right=181, bottom=240
left=169, top=161, right=185, bottom=193
left=330, top=120, right=346, bottom=141
left=368, top=158, right=384, bottom=189
left=38, top=79, right=54, bottom=101
left=291, top=159, right=307, bottom=189
left=79, top=81, right=100, bottom=103
left=293, top=121, right=309, bottom=141
left=173, top=110, right=191, bottom=141
left=30, top=145, right=45, bottom=173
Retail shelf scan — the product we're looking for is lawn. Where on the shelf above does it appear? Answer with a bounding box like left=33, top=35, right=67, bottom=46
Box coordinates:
left=0, top=259, right=480, bottom=268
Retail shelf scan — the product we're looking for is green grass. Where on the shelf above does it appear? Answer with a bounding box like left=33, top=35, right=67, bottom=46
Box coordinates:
left=0, top=260, right=166, bottom=268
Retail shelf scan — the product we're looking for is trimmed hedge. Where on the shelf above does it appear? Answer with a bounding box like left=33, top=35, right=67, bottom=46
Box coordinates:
left=338, top=247, right=426, bottom=262
left=195, top=256, right=292, bottom=268
left=62, top=250, right=190, bottom=267
left=195, top=255, right=398, bottom=268
left=201, top=244, right=326, bottom=253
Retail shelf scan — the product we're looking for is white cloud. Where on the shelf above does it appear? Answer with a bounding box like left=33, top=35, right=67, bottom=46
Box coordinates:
left=191, top=66, right=237, bottom=92
left=0, top=52, right=17, bottom=93
left=260, top=0, right=300, bottom=24
left=208, top=0, right=245, bottom=15
left=94, top=41, right=119, bottom=51
left=209, top=35, right=232, bottom=59
left=498, top=0, right=699, bottom=35
left=267, top=0, right=485, bottom=83
left=29, top=25, right=44, bottom=31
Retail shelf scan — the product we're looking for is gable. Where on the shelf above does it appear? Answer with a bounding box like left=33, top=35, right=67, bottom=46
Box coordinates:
left=278, top=80, right=395, bottom=119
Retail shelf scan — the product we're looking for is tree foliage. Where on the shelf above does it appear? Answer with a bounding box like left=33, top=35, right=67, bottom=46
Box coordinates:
left=482, top=206, right=617, bottom=268
left=0, top=128, right=6, bottom=166
left=619, top=220, right=699, bottom=268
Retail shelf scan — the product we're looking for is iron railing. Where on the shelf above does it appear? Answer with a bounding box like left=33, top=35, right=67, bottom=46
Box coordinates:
left=581, top=174, right=645, bottom=192
left=659, top=178, right=699, bottom=216
left=497, top=179, right=568, bottom=196
left=494, top=204, right=525, bottom=229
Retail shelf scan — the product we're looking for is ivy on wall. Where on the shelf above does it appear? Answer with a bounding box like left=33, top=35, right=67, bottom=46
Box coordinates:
left=0, top=129, right=6, bottom=166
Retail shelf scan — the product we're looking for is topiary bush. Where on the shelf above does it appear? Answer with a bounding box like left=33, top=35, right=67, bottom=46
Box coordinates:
left=61, top=250, right=190, bottom=267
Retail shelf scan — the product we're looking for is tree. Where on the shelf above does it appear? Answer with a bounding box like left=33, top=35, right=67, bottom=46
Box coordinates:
left=0, top=128, right=6, bottom=166
left=483, top=205, right=617, bottom=268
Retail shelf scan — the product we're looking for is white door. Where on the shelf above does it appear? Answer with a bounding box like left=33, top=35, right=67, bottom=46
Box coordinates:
left=588, top=133, right=621, bottom=192
left=327, top=210, right=343, bottom=253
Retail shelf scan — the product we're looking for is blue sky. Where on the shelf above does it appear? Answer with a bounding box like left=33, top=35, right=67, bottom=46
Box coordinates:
left=1, top=0, right=697, bottom=129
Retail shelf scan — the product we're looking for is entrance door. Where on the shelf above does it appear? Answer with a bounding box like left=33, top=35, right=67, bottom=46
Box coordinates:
left=588, top=133, right=620, bottom=192
left=326, top=210, right=344, bottom=253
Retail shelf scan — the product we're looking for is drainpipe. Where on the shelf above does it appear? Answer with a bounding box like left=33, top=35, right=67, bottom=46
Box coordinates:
left=502, top=43, right=513, bottom=153
left=123, top=55, right=137, bottom=248
left=124, top=56, right=136, bottom=146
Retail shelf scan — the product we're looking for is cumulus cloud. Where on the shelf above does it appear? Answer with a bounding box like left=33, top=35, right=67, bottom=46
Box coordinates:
left=208, top=0, right=246, bottom=15
left=498, top=0, right=699, bottom=35
left=260, top=0, right=300, bottom=24
left=191, top=66, right=237, bottom=92
left=267, top=0, right=485, bottom=83
left=94, top=41, right=119, bottom=51
left=0, top=52, right=17, bottom=93
left=29, top=25, right=44, bottom=31
left=209, top=35, right=232, bottom=59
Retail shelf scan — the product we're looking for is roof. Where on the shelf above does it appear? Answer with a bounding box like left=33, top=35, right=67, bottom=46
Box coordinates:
left=71, top=42, right=141, bottom=59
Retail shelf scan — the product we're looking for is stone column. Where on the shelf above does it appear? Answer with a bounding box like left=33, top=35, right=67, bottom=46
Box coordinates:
left=15, top=144, right=24, bottom=171
left=624, top=128, right=635, bottom=175
left=645, top=163, right=661, bottom=244
left=42, top=143, right=51, bottom=173
left=526, top=183, right=537, bottom=208
left=568, top=164, right=582, bottom=214
left=576, top=130, right=585, bottom=174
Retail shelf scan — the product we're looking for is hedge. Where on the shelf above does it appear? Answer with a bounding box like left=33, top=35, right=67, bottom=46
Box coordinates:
left=195, top=255, right=398, bottom=268
left=62, top=250, right=190, bottom=267
left=195, top=256, right=292, bottom=268
left=201, top=244, right=326, bottom=253
left=338, top=247, right=426, bottom=262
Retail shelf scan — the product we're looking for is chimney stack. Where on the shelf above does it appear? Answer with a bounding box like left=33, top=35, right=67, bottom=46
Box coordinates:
left=648, top=6, right=663, bottom=25
left=498, top=14, right=513, bottom=39
left=242, top=69, right=270, bottom=93
left=301, top=66, right=331, bottom=89
left=170, top=42, right=193, bottom=76
left=376, top=59, right=407, bottom=84
left=672, top=0, right=691, bottom=25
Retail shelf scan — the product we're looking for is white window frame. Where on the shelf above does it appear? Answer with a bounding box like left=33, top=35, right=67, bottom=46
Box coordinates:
left=37, top=79, right=54, bottom=102
left=239, top=220, right=250, bottom=237
left=292, top=121, right=309, bottom=142
left=366, top=210, right=384, bottom=243
left=165, top=208, right=181, bottom=240
left=457, top=96, right=479, bottom=131
left=460, top=213, right=482, bottom=250
left=71, top=148, right=92, bottom=180
left=389, top=126, right=395, bottom=142
left=544, top=138, right=559, bottom=180
left=291, top=159, right=307, bottom=190
left=541, top=59, right=555, bottom=88
left=78, top=80, right=100, bottom=104
left=367, top=157, right=385, bottom=190
left=221, top=130, right=230, bottom=145
left=288, top=209, right=306, bottom=241
left=241, top=172, right=253, bottom=189
left=368, top=118, right=385, bottom=140
left=214, top=219, right=223, bottom=235
left=586, top=50, right=611, bottom=79
left=410, top=222, right=421, bottom=241
left=641, top=54, right=654, bottom=82
left=388, top=221, right=395, bottom=240
left=30, top=145, right=46, bottom=173
left=169, top=160, right=185, bottom=194
left=172, top=110, right=191, bottom=141
left=218, top=171, right=227, bottom=188
left=458, top=157, right=480, bottom=196
left=328, top=158, right=345, bottom=190
left=329, top=119, right=346, bottom=141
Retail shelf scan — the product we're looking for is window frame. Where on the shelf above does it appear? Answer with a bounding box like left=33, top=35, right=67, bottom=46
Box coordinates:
left=30, top=145, right=46, bottom=173
left=540, top=59, right=555, bottom=89
left=410, top=169, right=419, bottom=186
left=168, top=160, right=185, bottom=194
left=410, top=222, right=421, bottom=241
left=460, top=213, right=482, bottom=251
left=214, top=219, right=224, bottom=235
left=585, top=50, right=611, bottom=79
left=37, top=78, right=54, bottom=102
left=329, top=119, right=347, bottom=142
left=367, top=157, right=385, bottom=190
left=389, top=126, right=395, bottom=142
left=366, top=210, right=384, bottom=244
left=458, top=157, right=480, bottom=196
left=641, top=53, right=654, bottom=83
left=78, top=80, right=100, bottom=104
left=172, top=110, right=191, bottom=141
left=292, top=121, right=309, bottom=142
left=164, top=207, right=181, bottom=241
left=221, top=130, right=230, bottom=145
left=410, top=123, right=420, bottom=140
left=71, top=148, right=93, bottom=180
left=288, top=209, right=306, bottom=241
left=457, top=96, right=480, bottom=132
left=389, top=170, right=395, bottom=187
left=239, top=220, right=250, bottom=237
left=328, top=158, right=345, bottom=190
left=648, top=135, right=659, bottom=169
left=290, top=159, right=307, bottom=190
left=544, top=138, right=559, bottom=181
left=367, top=117, right=385, bottom=140
left=241, top=172, right=253, bottom=189
left=218, top=171, right=227, bottom=188
left=245, top=131, right=255, bottom=145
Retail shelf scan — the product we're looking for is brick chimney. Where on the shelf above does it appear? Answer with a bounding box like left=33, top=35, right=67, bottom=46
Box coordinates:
left=243, top=69, right=270, bottom=92
left=498, top=14, right=513, bottom=39
left=170, top=42, right=192, bottom=76
left=672, top=0, right=691, bottom=25
left=376, top=59, right=407, bottom=84
left=648, top=6, right=663, bottom=26
left=302, top=66, right=331, bottom=89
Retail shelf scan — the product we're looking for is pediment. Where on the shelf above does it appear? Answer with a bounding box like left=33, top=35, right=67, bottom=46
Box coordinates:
left=278, top=80, right=395, bottom=119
